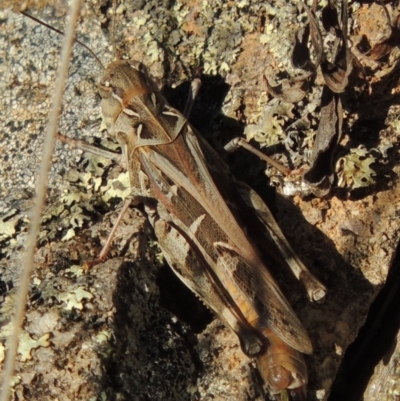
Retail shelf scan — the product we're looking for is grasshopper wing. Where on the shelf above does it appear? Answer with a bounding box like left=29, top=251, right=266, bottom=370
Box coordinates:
left=137, top=120, right=312, bottom=355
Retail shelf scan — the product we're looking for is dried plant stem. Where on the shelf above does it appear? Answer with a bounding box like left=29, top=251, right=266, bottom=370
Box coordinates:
left=0, top=2, right=81, bottom=400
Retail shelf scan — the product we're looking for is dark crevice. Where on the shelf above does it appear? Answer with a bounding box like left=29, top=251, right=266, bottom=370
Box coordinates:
left=157, top=264, right=213, bottom=333
left=156, top=264, right=213, bottom=374
left=328, top=240, right=400, bottom=401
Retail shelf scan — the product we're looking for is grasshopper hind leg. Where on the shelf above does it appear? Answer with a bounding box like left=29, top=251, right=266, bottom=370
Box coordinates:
left=235, top=180, right=327, bottom=302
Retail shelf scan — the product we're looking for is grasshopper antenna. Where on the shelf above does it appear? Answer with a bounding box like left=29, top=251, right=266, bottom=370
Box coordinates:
left=21, top=10, right=105, bottom=70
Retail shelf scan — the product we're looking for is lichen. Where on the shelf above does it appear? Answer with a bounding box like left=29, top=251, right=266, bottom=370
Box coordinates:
left=65, top=265, right=85, bottom=277
left=100, top=171, right=131, bottom=204
left=57, top=287, right=94, bottom=311
left=336, top=147, right=377, bottom=189
left=245, top=100, right=294, bottom=147
left=95, top=330, right=112, bottom=345
left=17, top=331, right=51, bottom=362
left=0, top=213, right=19, bottom=239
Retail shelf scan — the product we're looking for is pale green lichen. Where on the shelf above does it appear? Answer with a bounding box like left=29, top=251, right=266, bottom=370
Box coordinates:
left=58, top=287, right=94, bottom=311
left=143, top=35, right=163, bottom=63
left=62, top=228, right=77, bottom=242
left=202, top=14, right=242, bottom=75
left=9, top=375, right=21, bottom=388
left=336, top=147, right=377, bottom=189
left=100, top=171, right=131, bottom=203
left=245, top=101, right=294, bottom=147
left=172, top=0, right=190, bottom=24
left=248, top=92, right=270, bottom=123
left=95, top=330, right=112, bottom=344
left=0, top=215, right=18, bottom=239
left=133, top=14, right=149, bottom=28
left=81, top=151, right=114, bottom=178
left=260, top=20, right=276, bottom=45
left=37, top=135, right=130, bottom=244
left=40, top=194, right=92, bottom=243
left=17, top=331, right=51, bottom=362
left=61, top=191, right=83, bottom=205
left=65, top=264, right=85, bottom=277
left=0, top=293, right=17, bottom=336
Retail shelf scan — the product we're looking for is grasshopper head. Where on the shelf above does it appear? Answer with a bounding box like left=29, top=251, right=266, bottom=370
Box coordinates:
left=98, top=60, right=183, bottom=149
left=98, top=60, right=159, bottom=138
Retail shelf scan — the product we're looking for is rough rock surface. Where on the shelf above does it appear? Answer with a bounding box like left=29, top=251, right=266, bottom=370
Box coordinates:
left=1, top=1, right=400, bottom=401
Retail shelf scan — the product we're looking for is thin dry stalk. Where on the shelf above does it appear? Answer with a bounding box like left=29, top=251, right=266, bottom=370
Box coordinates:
left=0, top=2, right=81, bottom=400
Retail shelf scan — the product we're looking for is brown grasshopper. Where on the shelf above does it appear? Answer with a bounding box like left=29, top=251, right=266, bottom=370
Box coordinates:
left=7, top=4, right=326, bottom=399
left=82, top=32, right=327, bottom=401
left=97, top=59, right=317, bottom=397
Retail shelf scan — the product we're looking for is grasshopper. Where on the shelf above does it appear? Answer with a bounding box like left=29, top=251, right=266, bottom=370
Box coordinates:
left=98, top=59, right=315, bottom=396
left=3, top=3, right=327, bottom=399
left=82, top=12, right=327, bottom=398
